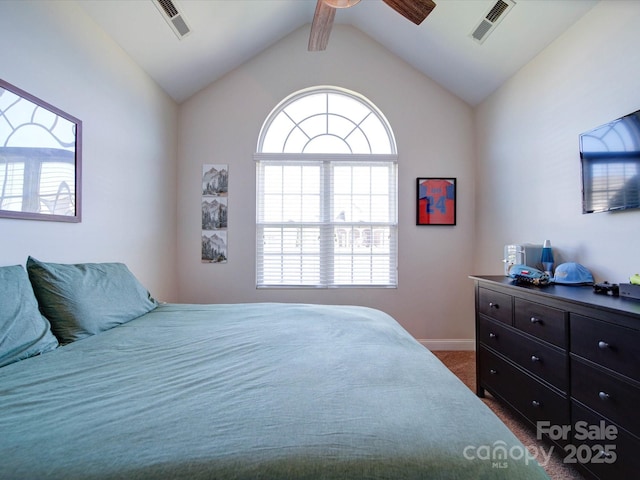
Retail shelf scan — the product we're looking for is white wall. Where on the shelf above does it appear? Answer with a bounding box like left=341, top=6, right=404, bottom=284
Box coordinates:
left=475, top=1, right=640, bottom=283
left=0, top=1, right=179, bottom=301
left=178, top=25, right=476, bottom=345
left=11, top=2, right=632, bottom=346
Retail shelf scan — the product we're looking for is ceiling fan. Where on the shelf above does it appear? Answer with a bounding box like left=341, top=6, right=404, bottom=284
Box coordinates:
left=308, top=0, right=437, bottom=51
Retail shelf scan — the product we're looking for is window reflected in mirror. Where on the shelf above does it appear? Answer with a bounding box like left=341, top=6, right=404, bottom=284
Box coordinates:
left=0, top=79, right=82, bottom=222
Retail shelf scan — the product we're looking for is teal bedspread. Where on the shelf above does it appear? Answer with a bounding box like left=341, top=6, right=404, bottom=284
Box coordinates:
left=0, top=303, right=549, bottom=479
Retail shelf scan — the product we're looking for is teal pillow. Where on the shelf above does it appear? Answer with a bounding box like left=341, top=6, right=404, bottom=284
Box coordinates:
left=27, top=257, right=158, bottom=344
left=0, top=265, right=59, bottom=367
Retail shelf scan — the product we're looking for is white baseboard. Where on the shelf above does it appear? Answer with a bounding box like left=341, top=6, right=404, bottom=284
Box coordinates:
left=417, top=339, right=475, bottom=351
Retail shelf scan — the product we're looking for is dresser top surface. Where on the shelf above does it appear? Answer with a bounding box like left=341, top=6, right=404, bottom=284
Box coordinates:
left=470, top=275, right=640, bottom=319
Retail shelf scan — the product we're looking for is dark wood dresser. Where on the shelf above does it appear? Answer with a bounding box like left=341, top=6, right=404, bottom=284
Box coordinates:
left=471, top=275, right=640, bottom=480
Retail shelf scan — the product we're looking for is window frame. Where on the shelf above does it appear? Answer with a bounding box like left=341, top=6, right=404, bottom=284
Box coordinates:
left=255, top=87, right=397, bottom=289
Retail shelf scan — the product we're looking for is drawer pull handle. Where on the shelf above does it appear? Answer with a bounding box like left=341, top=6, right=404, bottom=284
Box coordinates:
left=531, top=355, right=540, bottom=362
left=530, top=317, right=542, bottom=324
left=489, top=369, right=498, bottom=375
left=489, top=333, right=497, bottom=339
left=489, top=302, right=499, bottom=309
left=598, top=341, right=610, bottom=349
left=531, top=400, right=541, bottom=408
left=598, top=391, right=610, bottom=401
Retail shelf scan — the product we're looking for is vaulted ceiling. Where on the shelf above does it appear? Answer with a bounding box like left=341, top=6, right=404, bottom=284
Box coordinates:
left=78, top=0, right=598, bottom=105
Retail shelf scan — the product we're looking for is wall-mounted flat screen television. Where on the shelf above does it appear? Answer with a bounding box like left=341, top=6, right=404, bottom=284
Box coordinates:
left=580, top=109, right=640, bottom=214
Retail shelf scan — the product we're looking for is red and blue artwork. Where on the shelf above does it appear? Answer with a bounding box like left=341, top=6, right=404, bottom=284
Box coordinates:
left=417, top=178, right=456, bottom=225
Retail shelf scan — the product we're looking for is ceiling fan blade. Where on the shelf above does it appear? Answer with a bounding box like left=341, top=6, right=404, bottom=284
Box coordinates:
left=308, top=1, right=336, bottom=51
left=382, top=0, right=436, bottom=25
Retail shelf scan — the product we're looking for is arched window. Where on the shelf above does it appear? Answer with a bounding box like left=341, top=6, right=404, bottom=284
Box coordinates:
left=255, top=86, right=397, bottom=287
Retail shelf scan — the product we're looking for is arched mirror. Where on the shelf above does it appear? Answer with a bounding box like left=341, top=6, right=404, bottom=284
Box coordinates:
left=0, top=79, right=82, bottom=222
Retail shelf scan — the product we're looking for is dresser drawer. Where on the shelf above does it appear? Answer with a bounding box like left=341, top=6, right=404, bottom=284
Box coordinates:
left=514, top=298, right=566, bottom=347
left=571, top=358, right=640, bottom=438
left=571, top=401, right=640, bottom=480
left=479, top=317, right=568, bottom=392
left=474, top=276, right=640, bottom=480
left=479, top=346, right=569, bottom=430
left=478, top=287, right=512, bottom=325
left=570, top=314, right=640, bottom=382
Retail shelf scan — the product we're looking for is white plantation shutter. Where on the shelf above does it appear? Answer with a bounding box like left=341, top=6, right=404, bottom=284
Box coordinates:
left=255, top=87, right=397, bottom=288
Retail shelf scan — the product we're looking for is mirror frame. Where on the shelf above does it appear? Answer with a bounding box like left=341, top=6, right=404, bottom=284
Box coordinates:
left=0, top=78, right=82, bottom=222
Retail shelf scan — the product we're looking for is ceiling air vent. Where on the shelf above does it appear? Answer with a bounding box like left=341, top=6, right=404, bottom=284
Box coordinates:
left=152, top=0, right=191, bottom=39
left=471, top=0, right=515, bottom=44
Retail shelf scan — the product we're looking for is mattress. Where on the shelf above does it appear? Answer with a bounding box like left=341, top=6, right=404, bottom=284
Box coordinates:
left=0, top=302, right=550, bottom=479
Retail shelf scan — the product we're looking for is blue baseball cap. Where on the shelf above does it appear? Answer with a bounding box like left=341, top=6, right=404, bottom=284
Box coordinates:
left=552, top=262, right=594, bottom=285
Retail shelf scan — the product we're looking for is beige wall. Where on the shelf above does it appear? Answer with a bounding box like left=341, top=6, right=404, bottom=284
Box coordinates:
left=177, top=25, right=476, bottom=346
left=474, top=1, right=640, bottom=282
left=0, top=1, right=179, bottom=301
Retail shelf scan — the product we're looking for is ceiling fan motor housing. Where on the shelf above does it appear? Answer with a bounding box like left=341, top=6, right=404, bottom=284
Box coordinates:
left=323, top=0, right=362, bottom=8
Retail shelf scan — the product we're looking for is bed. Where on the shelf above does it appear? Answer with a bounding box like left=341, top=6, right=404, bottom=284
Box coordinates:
left=0, top=258, right=550, bottom=479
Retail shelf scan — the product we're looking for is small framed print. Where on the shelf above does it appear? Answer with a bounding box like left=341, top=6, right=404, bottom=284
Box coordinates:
left=416, top=177, right=456, bottom=226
